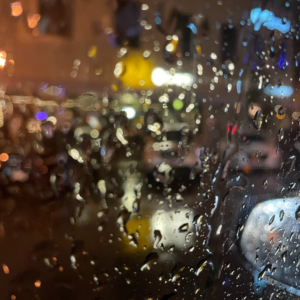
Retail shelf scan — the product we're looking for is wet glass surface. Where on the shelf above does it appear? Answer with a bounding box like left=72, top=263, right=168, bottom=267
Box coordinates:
left=0, top=0, right=300, bottom=299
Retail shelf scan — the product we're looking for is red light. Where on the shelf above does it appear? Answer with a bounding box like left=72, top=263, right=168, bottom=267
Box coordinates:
left=231, top=125, right=238, bottom=135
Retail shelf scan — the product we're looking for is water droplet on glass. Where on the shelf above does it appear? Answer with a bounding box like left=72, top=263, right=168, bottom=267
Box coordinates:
left=193, top=215, right=203, bottom=236
left=140, top=252, right=159, bottom=271
left=153, top=230, right=162, bottom=249
left=275, top=243, right=282, bottom=255
left=280, top=210, right=284, bottom=221
left=278, top=128, right=284, bottom=141
left=178, top=223, right=189, bottom=233
left=296, top=205, right=300, bottom=220
left=258, top=264, right=272, bottom=281
left=253, top=110, right=262, bottom=130
left=282, top=250, right=287, bottom=263
left=269, top=215, right=275, bottom=225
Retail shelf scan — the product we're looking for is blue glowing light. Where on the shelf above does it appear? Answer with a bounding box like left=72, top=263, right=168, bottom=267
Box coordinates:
left=154, top=16, right=161, bottom=25
left=40, top=83, right=48, bottom=91
left=243, top=53, right=249, bottom=64
left=279, top=59, right=288, bottom=69
left=250, top=8, right=290, bottom=34
left=187, top=23, right=197, bottom=34
left=237, top=80, right=242, bottom=94
left=35, top=112, right=48, bottom=121
left=264, top=84, right=294, bottom=98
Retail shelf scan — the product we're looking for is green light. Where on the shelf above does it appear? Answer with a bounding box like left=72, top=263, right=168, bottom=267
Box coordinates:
left=173, top=99, right=184, bottom=110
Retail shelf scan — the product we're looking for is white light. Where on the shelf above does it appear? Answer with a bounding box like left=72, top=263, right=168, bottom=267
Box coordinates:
left=166, top=43, right=175, bottom=52
left=151, top=68, right=168, bottom=86
left=211, top=53, right=217, bottom=60
left=173, top=73, right=193, bottom=86
left=114, top=62, right=123, bottom=78
left=151, top=68, right=193, bottom=87
left=121, top=106, right=136, bottom=119
left=228, top=63, right=235, bottom=70
left=0, top=52, right=7, bottom=68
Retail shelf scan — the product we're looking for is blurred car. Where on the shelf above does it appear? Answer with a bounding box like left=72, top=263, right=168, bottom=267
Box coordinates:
left=143, top=123, right=201, bottom=178
left=229, top=134, right=281, bottom=173
left=229, top=191, right=300, bottom=297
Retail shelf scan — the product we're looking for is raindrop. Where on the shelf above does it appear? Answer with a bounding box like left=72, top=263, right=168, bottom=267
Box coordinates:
left=269, top=215, right=275, bottom=225
left=116, top=208, right=131, bottom=234
left=154, top=162, right=173, bottom=186
left=185, top=232, right=193, bottom=243
left=189, top=246, right=195, bottom=252
left=275, top=243, right=282, bottom=255
left=178, top=223, right=189, bottom=233
left=173, top=193, right=184, bottom=202
left=280, top=210, right=284, bottom=221
left=195, top=258, right=212, bottom=276
left=296, top=205, right=300, bottom=220
left=258, top=263, right=272, bottom=281
left=140, top=252, right=159, bottom=271
left=193, top=215, right=203, bottom=236
left=278, top=128, right=284, bottom=141
left=145, top=109, right=163, bottom=135
left=253, top=110, right=262, bottom=130
left=128, top=234, right=138, bottom=247
left=282, top=156, right=296, bottom=178
left=153, top=230, right=162, bottom=249
left=263, top=180, right=268, bottom=190
left=189, top=162, right=199, bottom=180
left=194, top=113, right=201, bottom=125
left=236, top=224, right=244, bottom=239
left=296, top=253, right=300, bottom=268
left=282, top=250, right=287, bottom=263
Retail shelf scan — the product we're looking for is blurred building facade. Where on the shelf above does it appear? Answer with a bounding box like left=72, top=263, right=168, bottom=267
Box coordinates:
left=0, top=0, right=296, bottom=102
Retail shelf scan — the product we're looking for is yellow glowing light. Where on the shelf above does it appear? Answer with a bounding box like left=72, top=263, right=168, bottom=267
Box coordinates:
left=27, top=14, right=41, bottom=28
left=118, top=52, right=154, bottom=89
left=0, top=52, right=7, bottom=69
left=276, top=112, right=285, bottom=119
left=196, top=45, right=201, bottom=56
left=122, top=216, right=151, bottom=252
left=88, top=46, right=97, bottom=58
left=11, top=2, right=22, bottom=17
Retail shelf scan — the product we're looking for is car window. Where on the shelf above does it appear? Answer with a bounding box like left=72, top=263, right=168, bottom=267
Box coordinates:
left=0, top=0, right=299, bottom=299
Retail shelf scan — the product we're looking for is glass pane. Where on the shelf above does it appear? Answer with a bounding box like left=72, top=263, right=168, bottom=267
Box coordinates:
left=0, top=0, right=299, bottom=299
